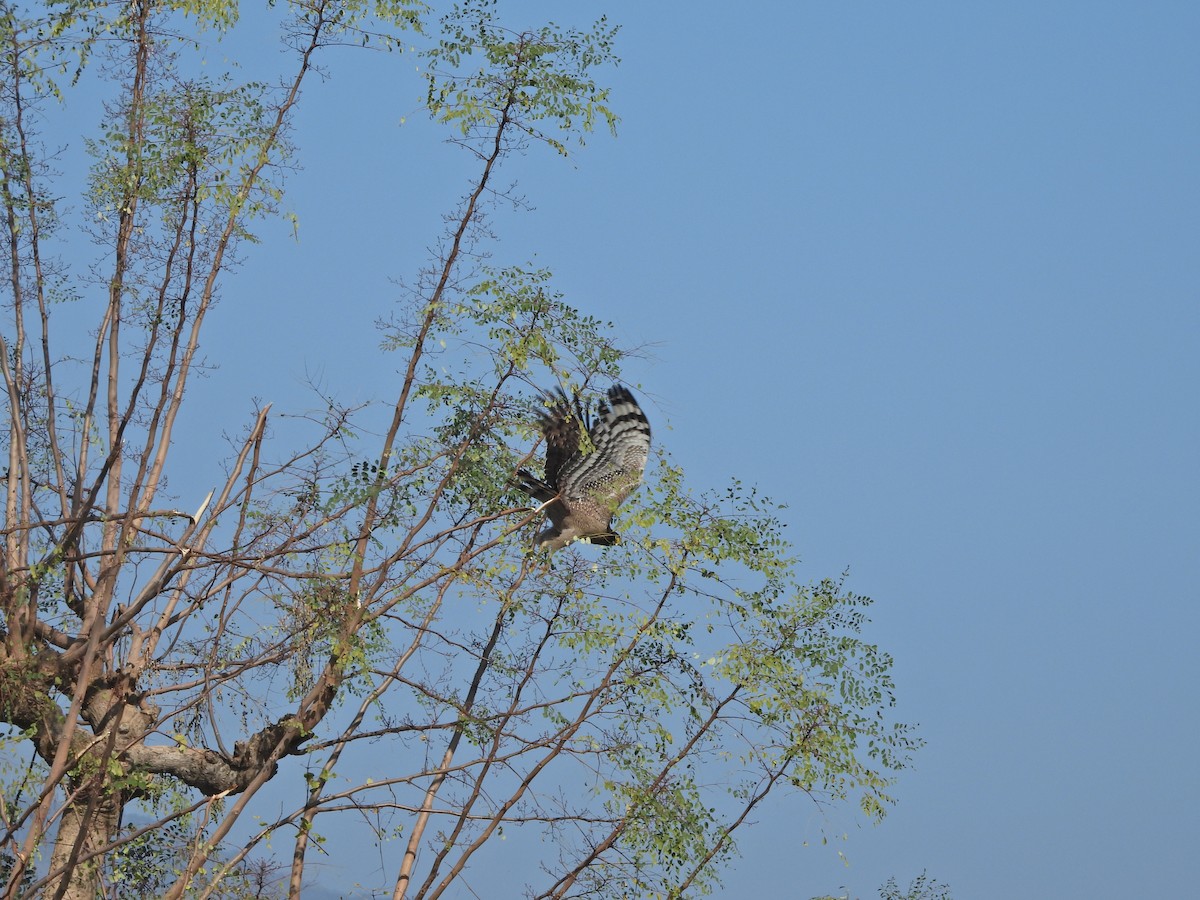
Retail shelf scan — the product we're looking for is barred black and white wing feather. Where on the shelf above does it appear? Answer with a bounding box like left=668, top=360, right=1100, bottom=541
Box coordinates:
left=516, top=385, right=651, bottom=550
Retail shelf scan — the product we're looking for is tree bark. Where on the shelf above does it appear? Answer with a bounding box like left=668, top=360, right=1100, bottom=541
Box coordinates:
left=45, top=783, right=122, bottom=900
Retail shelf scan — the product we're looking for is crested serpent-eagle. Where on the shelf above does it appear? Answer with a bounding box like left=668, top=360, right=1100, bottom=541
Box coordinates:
left=515, top=385, right=651, bottom=551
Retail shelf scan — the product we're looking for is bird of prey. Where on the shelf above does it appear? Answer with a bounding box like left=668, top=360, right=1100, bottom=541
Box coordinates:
left=515, top=385, right=651, bottom=550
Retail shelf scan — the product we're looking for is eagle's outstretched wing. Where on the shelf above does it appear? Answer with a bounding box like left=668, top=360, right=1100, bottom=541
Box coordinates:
left=539, top=389, right=588, bottom=492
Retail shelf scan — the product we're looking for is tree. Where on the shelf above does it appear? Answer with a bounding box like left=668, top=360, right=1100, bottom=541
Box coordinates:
left=0, top=0, right=920, bottom=897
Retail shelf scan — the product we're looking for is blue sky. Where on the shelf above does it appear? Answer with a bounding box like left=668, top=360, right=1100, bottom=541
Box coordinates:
left=175, top=1, right=1200, bottom=897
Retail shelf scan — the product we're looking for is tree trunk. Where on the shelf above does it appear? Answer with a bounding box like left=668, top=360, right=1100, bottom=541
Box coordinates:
left=46, top=783, right=123, bottom=900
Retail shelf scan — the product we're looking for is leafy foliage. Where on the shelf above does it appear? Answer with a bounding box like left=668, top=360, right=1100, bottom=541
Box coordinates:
left=423, top=0, right=620, bottom=155
left=812, top=870, right=954, bottom=900
left=109, top=808, right=285, bottom=899
left=882, top=871, right=954, bottom=900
